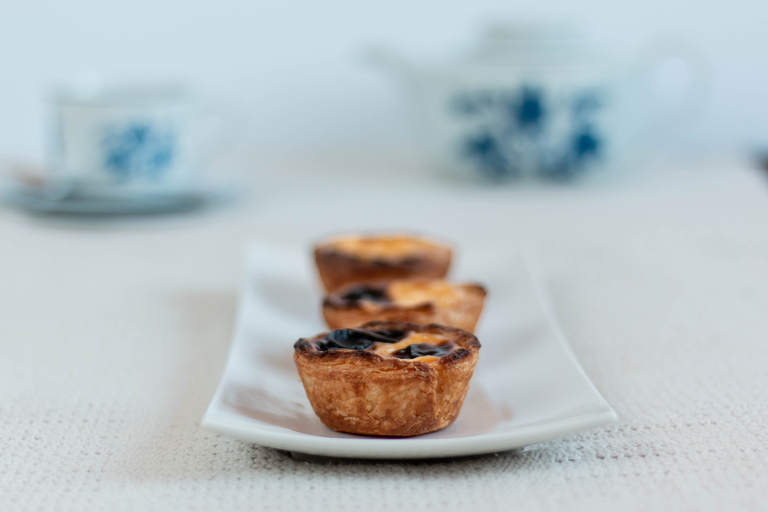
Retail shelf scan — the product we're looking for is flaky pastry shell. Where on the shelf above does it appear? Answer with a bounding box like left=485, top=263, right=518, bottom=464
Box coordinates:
left=323, top=279, right=487, bottom=333
left=293, top=321, right=480, bottom=437
left=313, top=234, right=452, bottom=292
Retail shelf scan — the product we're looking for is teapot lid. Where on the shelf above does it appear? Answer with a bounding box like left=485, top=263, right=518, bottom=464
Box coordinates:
left=462, top=22, right=603, bottom=68
left=369, top=22, right=611, bottom=82
left=482, top=21, right=584, bottom=42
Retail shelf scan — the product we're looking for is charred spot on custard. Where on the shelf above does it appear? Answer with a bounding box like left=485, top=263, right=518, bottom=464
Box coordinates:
left=315, top=328, right=408, bottom=351
left=313, top=327, right=458, bottom=361
left=392, top=342, right=456, bottom=359
left=338, top=284, right=391, bottom=305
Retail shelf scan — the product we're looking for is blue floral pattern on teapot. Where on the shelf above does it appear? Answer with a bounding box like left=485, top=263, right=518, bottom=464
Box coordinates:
left=453, top=86, right=604, bottom=180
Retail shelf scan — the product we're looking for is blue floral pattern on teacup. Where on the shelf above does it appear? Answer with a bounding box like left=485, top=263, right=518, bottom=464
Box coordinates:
left=453, top=86, right=605, bottom=180
left=101, top=123, right=176, bottom=181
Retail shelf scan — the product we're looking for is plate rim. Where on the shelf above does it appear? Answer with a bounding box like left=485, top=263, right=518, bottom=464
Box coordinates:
left=202, top=406, right=616, bottom=459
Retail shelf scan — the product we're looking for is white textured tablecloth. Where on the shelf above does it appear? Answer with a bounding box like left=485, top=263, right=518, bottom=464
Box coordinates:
left=1, top=156, right=767, bottom=511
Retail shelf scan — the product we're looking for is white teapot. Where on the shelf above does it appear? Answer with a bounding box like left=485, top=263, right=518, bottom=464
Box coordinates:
left=371, top=23, right=702, bottom=181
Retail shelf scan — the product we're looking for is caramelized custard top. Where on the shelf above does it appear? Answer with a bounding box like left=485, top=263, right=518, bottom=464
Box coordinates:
left=313, top=328, right=456, bottom=363
left=387, top=280, right=463, bottom=308
left=329, top=236, right=434, bottom=260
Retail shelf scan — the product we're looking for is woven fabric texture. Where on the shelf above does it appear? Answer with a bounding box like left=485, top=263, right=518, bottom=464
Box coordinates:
left=1, top=161, right=766, bottom=511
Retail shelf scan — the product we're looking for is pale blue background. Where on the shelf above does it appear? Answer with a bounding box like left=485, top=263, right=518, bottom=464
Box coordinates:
left=0, top=0, right=765, bottom=163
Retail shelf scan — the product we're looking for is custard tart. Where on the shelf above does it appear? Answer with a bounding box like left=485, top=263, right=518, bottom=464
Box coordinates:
left=293, top=321, right=480, bottom=437
left=313, top=234, right=452, bottom=292
left=323, top=278, right=486, bottom=333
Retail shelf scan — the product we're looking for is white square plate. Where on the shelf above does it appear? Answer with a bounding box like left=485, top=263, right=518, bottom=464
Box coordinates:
left=202, top=242, right=617, bottom=459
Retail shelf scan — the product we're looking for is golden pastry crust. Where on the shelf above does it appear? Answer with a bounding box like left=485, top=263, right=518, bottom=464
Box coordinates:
left=323, top=279, right=487, bottom=333
left=313, top=234, right=452, bottom=292
left=294, top=321, right=480, bottom=437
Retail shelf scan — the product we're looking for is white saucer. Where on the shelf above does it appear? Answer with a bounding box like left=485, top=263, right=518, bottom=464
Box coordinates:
left=202, top=242, right=617, bottom=459
left=0, top=173, right=237, bottom=215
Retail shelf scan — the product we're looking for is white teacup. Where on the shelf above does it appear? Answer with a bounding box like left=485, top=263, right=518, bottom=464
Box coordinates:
left=47, top=77, right=235, bottom=195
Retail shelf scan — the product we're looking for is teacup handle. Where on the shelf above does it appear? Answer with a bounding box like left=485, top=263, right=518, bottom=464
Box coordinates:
left=628, top=37, right=709, bottom=136
left=192, top=100, right=245, bottom=171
